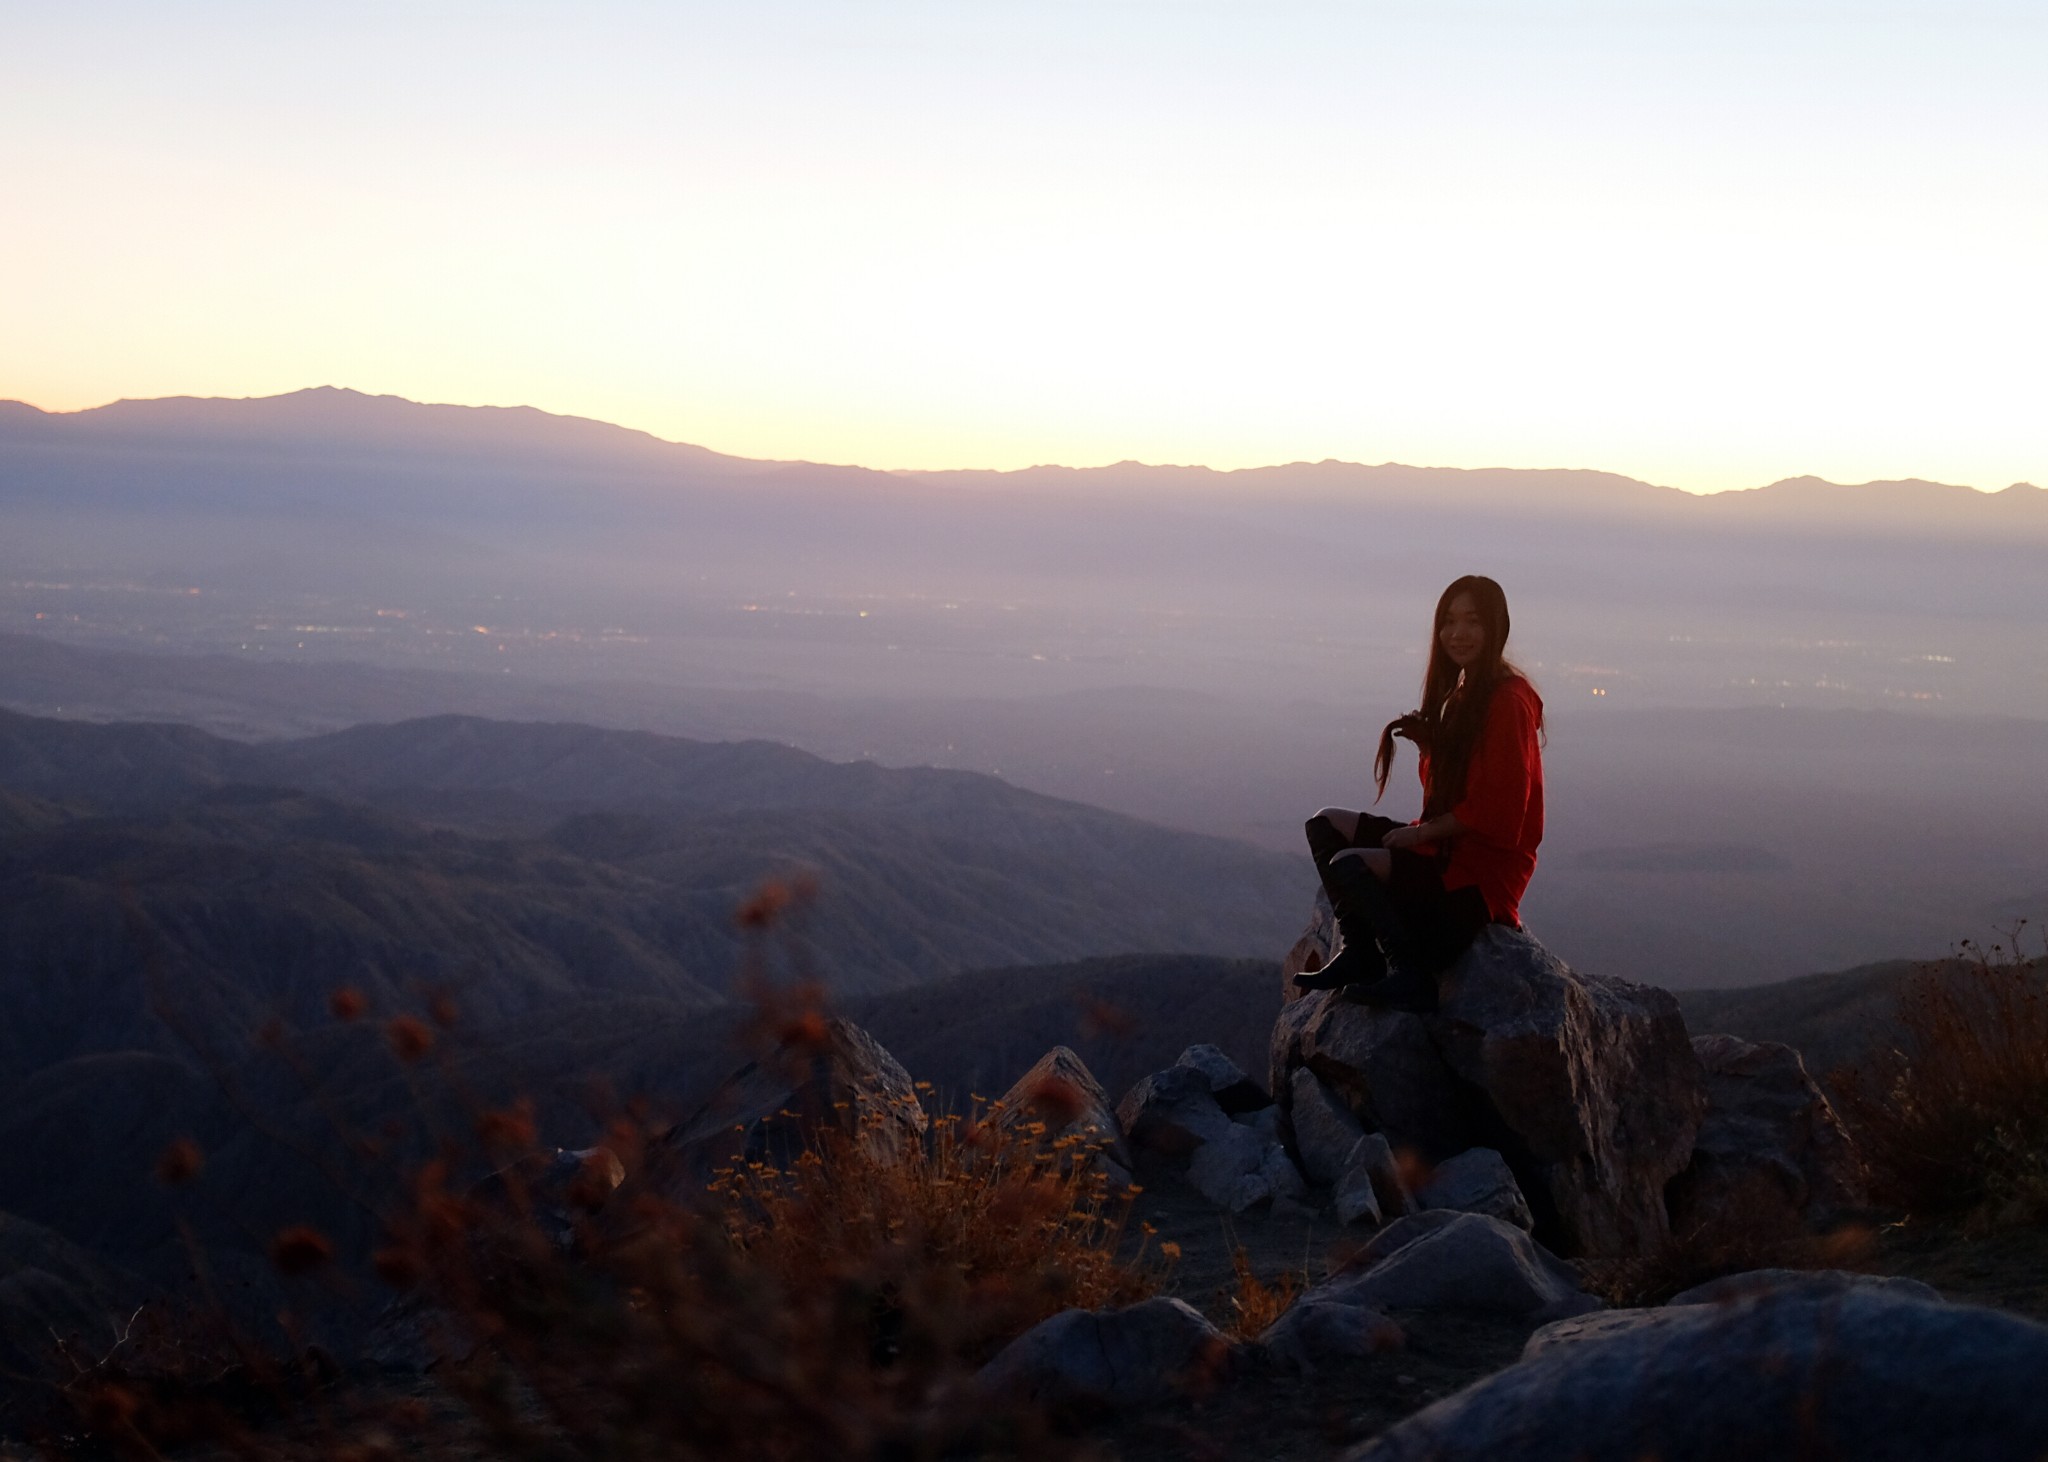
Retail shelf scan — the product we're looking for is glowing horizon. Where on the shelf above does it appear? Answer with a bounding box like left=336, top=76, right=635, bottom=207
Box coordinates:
left=4, top=3, right=2043, bottom=496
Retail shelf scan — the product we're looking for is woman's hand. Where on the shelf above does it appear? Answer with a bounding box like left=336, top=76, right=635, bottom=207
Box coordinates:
left=1382, top=823, right=1431, bottom=851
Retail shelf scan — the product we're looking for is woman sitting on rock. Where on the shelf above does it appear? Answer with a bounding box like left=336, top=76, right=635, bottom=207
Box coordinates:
left=1294, top=573, right=1544, bottom=1009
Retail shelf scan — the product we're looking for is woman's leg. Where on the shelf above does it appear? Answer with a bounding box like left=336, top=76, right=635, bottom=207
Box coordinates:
left=1298, top=811, right=1405, bottom=991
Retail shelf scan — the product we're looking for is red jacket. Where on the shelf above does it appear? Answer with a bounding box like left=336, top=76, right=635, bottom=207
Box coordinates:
left=1416, top=674, right=1544, bottom=927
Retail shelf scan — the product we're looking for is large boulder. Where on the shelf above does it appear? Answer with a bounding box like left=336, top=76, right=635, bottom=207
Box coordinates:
left=1666, top=1033, right=1868, bottom=1238
left=1274, top=908, right=1705, bottom=1256
left=977, top=1297, right=1238, bottom=1410
left=1309, top=1211, right=1599, bottom=1322
left=1412, top=1148, right=1533, bottom=1232
left=1117, top=1066, right=1233, bottom=1157
left=660, top=1017, right=927, bottom=1182
left=993, top=1046, right=1132, bottom=1183
left=1346, top=1287, right=2048, bottom=1461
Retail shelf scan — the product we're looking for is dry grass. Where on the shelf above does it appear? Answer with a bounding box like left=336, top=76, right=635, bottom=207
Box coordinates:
left=1217, top=1246, right=1300, bottom=1342
left=1829, top=925, right=2048, bottom=1225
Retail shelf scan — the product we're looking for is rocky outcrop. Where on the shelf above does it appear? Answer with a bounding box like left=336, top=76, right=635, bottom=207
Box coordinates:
left=977, top=1297, right=1239, bottom=1409
left=661, top=1017, right=927, bottom=1182
left=1309, top=1211, right=1600, bottom=1322
left=1412, top=1148, right=1533, bottom=1232
left=1348, top=1288, right=2048, bottom=1461
left=1666, top=1033, right=1868, bottom=1238
left=1274, top=910, right=1705, bottom=1256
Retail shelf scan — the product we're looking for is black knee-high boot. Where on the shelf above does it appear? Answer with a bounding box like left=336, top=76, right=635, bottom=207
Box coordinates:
left=1294, top=817, right=1437, bottom=1011
left=1294, top=816, right=1389, bottom=992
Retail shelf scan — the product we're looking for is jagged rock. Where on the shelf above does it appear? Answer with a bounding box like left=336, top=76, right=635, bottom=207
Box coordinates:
left=660, top=1018, right=926, bottom=1183
left=1260, top=1299, right=1404, bottom=1374
left=994, top=1046, right=1132, bottom=1179
left=1288, top=1067, right=1367, bottom=1185
left=1345, top=1288, right=2048, bottom=1462
left=1311, top=1211, right=1599, bottom=1322
left=1667, top=1034, right=1869, bottom=1238
left=1176, top=1043, right=1271, bottom=1113
left=1117, top=1066, right=1233, bottom=1157
left=978, top=1297, right=1238, bottom=1409
left=1667, top=1268, right=1942, bottom=1308
left=1274, top=905, right=1705, bottom=1256
left=1413, top=1148, right=1533, bottom=1232
left=1188, top=1123, right=1276, bottom=1213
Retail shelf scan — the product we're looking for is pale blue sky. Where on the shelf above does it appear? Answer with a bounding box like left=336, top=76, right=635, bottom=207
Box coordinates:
left=5, top=1, right=2043, bottom=489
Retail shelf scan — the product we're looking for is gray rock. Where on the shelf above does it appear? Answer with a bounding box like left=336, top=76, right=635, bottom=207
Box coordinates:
left=1175, top=1043, right=1272, bottom=1113
left=1116, top=1065, right=1234, bottom=1157
left=660, top=1017, right=927, bottom=1183
left=1310, top=1211, right=1599, bottom=1322
left=1260, top=1299, right=1404, bottom=1375
left=1344, top=1288, right=2048, bottom=1461
left=1288, top=1067, right=1368, bottom=1185
left=1413, top=1147, right=1533, bottom=1232
left=978, top=1297, right=1238, bottom=1409
left=1667, top=1268, right=1942, bottom=1308
left=1188, top=1123, right=1274, bottom=1213
left=1287, top=993, right=1475, bottom=1161
left=993, top=1046, right=1132, bottom=1173
left=1668, top=1034, right=1869, bottom=1237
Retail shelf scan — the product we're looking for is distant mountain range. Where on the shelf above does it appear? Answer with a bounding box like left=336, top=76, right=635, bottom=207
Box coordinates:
left=4, top=387, right=2039, bottom=515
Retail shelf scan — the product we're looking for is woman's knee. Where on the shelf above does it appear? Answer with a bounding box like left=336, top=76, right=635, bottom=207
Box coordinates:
left=1309, top=807, right=1361, bottom=840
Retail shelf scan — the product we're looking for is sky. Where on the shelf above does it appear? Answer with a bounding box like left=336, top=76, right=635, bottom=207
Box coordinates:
left=4, top=1, right=2044, bottom=493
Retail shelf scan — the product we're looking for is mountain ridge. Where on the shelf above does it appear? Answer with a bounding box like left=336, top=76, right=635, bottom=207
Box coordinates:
left=4, top=387, right=2036, bottom=510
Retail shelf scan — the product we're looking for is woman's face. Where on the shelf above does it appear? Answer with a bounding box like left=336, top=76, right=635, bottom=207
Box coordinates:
left=1439, top=592, right=1486, bottom=669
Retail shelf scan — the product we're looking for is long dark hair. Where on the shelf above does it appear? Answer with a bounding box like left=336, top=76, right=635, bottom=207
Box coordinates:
left=1372, top=575, right=1531, bottom=816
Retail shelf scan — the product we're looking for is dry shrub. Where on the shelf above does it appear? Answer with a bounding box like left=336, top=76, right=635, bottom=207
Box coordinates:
left=1218, top=1246, right=1300, bottom=1342
left=711, top=1093, right=1157, bottom=1365
left=1829, top=927, right=2048, bottom=1224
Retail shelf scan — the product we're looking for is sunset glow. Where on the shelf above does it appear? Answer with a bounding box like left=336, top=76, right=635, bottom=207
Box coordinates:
left=5, top=1, right=2043, bottom=492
